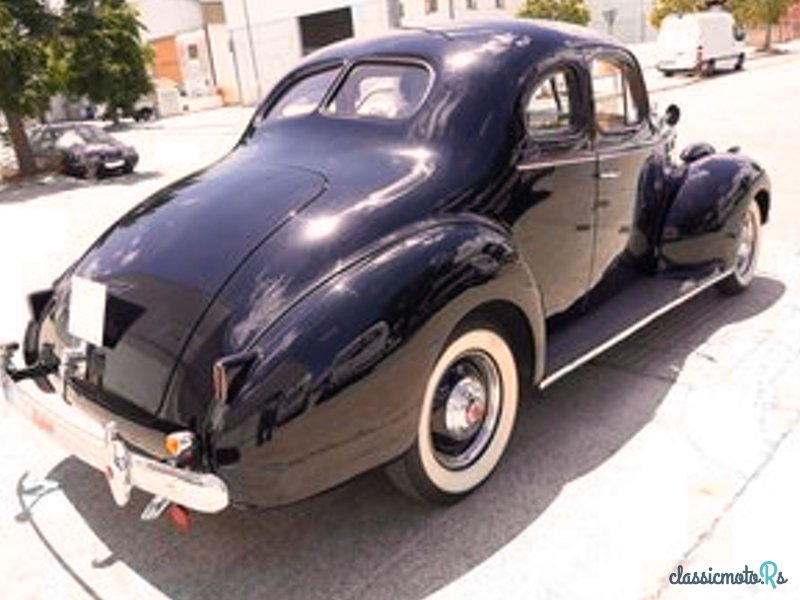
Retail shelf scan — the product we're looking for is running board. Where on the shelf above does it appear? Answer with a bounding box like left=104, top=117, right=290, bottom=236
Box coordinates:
left=539, top=270, right=732, bottom=389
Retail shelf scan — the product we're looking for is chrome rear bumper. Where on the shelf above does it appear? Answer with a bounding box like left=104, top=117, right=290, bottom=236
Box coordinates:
left=1, top=344, right=229, bottom=514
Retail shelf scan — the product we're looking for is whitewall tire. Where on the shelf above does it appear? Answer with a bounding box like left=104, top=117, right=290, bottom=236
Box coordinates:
left=717, top=202, right=761, bottom=295
left=387, top=324, right=519, bottom=503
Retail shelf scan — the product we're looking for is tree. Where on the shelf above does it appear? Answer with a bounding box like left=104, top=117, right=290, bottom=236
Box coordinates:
left=650, top=0, right=793, bottom=50
left=649, top=0, right=706, bottom=29
left=731, top=0, right=793, bottom=50
left=517, top=0, right=592, bottom=26
left=0, top=0, right=57, bottom=176
left=61, top=0, right=152, bottom=122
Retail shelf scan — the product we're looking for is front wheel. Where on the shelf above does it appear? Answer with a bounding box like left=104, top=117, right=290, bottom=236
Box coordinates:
left=735, top=54, right=745, bottom=71
left=386, top=324, right=519, bottom=504
left=717, top=202, right=761, bottom=295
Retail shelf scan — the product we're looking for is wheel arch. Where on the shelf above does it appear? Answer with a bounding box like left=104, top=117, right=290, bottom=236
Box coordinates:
left=210, top=217, right=545, bottom=506
left=452, top=299, right=536, bottom=388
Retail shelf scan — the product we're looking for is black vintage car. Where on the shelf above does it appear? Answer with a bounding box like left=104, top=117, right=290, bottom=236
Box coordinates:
left=2, top=21, right=769, bottom=519
left=29, top=123, right=139, bottom=179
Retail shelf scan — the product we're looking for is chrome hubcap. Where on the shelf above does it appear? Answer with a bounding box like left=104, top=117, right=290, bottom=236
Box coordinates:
left=430, top=351, right=501, bottom=470
left=735, top=209, right=757, bottom=279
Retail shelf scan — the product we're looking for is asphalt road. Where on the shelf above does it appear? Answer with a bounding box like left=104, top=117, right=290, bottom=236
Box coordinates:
left=1, top=51, right=799, bottom=600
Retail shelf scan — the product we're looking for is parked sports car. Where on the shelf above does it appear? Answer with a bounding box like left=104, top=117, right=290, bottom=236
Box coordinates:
left=29, top=123, right=138, bottom=178
left=2, top=20, right=769, bottom=521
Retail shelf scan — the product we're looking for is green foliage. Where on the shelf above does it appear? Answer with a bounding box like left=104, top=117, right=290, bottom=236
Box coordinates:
left=649, top=0, right=707, bottom=29
left=0, top=0, right=58, bottom=117
left=651, top=0, right=794, bottom=30
left=61, top=0, right=153, bottom=118
left=730, top=0, right=793, bottom=27
left=517, top=0, right=592, bottom=26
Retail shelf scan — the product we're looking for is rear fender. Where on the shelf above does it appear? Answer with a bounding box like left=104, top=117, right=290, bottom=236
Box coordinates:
left=210, top=219, right=544, bottom=506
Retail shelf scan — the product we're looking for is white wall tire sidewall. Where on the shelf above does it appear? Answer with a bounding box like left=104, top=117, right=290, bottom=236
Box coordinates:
left=734, top=203, right=761, bottom=287
left=417, top=329, right=518, bottom=495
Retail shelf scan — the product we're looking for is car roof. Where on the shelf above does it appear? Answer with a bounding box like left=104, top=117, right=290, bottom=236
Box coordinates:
left=303, top=19, right=619, bottom=70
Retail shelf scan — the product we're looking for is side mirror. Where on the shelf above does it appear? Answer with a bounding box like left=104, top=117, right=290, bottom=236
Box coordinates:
left=665, top=104, right=681, bottom=127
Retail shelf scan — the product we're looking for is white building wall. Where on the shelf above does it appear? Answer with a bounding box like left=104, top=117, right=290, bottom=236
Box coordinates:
left=400, top=0, right=656, bottom=43
left=222, top=0, right=392, bottom=105
left=131, top=0, right=205, bottom=40
left=207, top=23, right=242, bottom=104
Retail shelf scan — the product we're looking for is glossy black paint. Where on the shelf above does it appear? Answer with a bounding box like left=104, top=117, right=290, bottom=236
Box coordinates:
left=29, top=21, right=770, bottom=506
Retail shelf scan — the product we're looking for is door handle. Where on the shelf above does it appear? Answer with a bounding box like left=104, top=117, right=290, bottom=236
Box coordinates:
left=598, top=170, right=621, bottom=180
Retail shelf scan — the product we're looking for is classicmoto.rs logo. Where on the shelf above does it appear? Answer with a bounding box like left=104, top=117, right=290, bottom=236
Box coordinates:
left=669, top=562, right=788, bottom=589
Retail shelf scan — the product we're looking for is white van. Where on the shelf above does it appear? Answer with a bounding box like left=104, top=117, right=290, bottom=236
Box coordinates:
left=657, top=9, right=746, bottom=76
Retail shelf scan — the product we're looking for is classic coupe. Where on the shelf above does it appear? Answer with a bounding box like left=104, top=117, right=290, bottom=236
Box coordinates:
left=1, top=20, right=769, bottom=520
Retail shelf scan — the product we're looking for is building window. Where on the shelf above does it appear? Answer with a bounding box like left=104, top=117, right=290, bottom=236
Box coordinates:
left=425, top=0, right=438, bottom=14
left=466, top=0, right=477, bottom=8
left=495, top=0, right=505, bottom=8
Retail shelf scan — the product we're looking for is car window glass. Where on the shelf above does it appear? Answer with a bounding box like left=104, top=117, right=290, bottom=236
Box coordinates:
left=264, top=68, right=339, bottom=122
left=592, top=58, right=640, bottom=132
left=324, top=63, right=430, bottom=120
left=56, top=130, right=84, bottom=149
left=77, top=126, right=112, bottom=144
left=524, top=70, right=574, bottom=136
left=29, top=130, right=44, bottom=147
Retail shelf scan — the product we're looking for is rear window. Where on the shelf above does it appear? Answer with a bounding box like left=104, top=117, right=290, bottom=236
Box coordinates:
left=324, top=63, right=431, bottom=120
left=264, top=68, right=340, bottom=123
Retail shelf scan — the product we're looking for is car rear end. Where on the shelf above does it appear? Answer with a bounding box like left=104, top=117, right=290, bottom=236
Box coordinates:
left=657, top=15, right=702, bottom=74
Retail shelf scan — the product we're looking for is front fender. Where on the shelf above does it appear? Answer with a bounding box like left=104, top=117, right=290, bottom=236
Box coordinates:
left=212, top=219, right=544, bottom=507
left=659, top=153, right=769, bottom=272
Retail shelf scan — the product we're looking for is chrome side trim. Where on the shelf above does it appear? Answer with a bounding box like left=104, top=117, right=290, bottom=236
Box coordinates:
left=517, top=153, right=596, bottom=171
left=539, top=270, right=733, bottom=389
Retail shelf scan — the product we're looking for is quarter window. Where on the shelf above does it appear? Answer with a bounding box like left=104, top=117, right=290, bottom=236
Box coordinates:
left=591, top=58, right=641, bottom=132
left=263, top=68, right=339, bottom=122
left=524, top=70, right=575, bottom=136
left=324, top=63, right=430, bottom=120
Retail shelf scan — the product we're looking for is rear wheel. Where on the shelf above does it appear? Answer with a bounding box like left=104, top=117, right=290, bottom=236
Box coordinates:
left=735, top=53, right=745, bottom=71
left=702, top=59, right=716, bottom=77
left=717, top=202, right=761, bottom=295
left=386, top=323, right=519, bottom=503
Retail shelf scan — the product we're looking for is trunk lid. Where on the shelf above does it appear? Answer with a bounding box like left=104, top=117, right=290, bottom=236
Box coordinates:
left=43, top=152, right=326, bottom=424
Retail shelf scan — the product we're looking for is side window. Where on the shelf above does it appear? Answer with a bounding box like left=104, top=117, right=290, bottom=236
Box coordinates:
left=263, top=68, right=339, bottom=123
left=591, top=58, right=641, bottom=133
left=524, top=70, right=575, bottom=137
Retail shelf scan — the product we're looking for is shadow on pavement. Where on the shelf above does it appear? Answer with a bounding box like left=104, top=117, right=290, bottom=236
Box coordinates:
left=17, top=276, right=786, bottom=600
left=0, top=171, right=162, bottom=205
